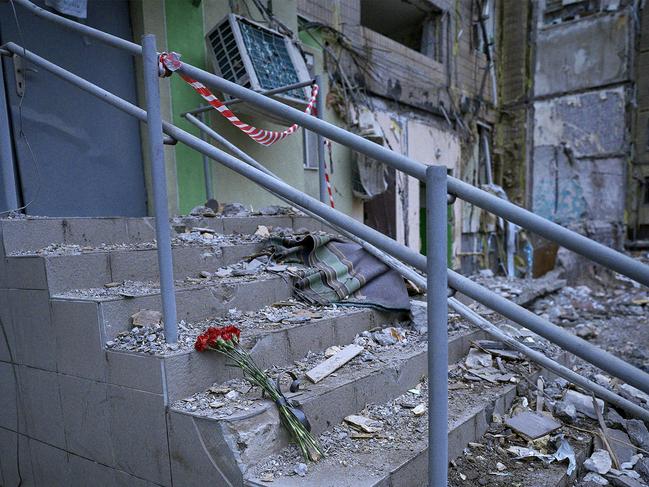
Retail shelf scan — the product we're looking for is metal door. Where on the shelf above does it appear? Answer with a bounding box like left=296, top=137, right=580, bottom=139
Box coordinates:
left=0, top=0, right=147, bottom=216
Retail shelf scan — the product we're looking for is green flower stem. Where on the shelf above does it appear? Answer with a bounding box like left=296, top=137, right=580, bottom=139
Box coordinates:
left=208, top=342, right=323, bottom=461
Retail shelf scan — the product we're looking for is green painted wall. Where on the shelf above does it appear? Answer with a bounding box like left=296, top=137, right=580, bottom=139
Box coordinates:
left=165, top=0, right=208, bottom=214
left=159, top=0, right=362, bottom=220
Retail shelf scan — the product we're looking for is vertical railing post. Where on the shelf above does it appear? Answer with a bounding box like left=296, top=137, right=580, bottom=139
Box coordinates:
left=141, top=34, right=178, bottom=343
left=315, top=74, right=327, bottom=204
left=426, top=164, right=448, bottom=486
left=199, top=111, right=213, bottom=201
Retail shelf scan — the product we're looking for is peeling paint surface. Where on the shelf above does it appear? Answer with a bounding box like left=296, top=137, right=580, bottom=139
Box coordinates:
left=533, top=87, right=627, bottom=158
left=534, top=11, right=629, bottom=97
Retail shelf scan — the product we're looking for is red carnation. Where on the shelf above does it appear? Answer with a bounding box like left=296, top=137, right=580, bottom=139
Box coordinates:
left=194, top=325, right=242, bottom=352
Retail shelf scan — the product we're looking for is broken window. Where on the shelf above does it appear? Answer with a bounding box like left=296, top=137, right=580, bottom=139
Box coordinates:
left=473, top=0, right=495, bottom=54
left=542, top=0, right=613, bottom=25
left=360, top=0, right=444, bottom=62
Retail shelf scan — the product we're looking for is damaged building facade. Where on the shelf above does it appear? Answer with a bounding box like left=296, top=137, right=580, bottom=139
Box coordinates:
left=1, top=0, right=647, bottom=276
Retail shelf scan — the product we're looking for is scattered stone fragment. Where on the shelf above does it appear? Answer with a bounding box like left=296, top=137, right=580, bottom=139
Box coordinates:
left=324, top=345, right=341, bottom=358
left=215, top=268, right=233, bottom=278
left=607, top=429, right=637, bottom=465
left=199, top=270, right=212, bottom=278
left=246, top=258, right=265, bottom=272
left=259, top=472, right=274, bottom=483
left=409, top=300, right=428, bottom=333
left=626, top=420, right=649, bottom=451
left=563, top=389, right=604, bottom=419
left=105, top=340, right=115, bottom=348
left=554, top=400, right=577, bottom=423
left=104, top=281, right=122, bottom=288
left=344, top=414, right=382, bottom=433
left=606, top=475, right=646, bottom=487
left=619, top=384, right=649, bottom=406
left=495, top=462, right=506, bottom=471
left=465, top=348, right=493, bottom=369
left=505, top=411, right=561, bottom=440
left=576, top=324, right=599, bottom=340
left=191, top=226, right=216, bottom=234
left=221, top=202, right=249, bottom=217
left=254, top=225, right=271, bottom=238
left=635, top=457, right=649, bottom=482
left=209, top=401, right=225, bottom=409
left=131, top=309, right=162, bottom=328
left=267, top=264, right=287, bottom=272
left=583, top=472, right=610, bottom=485
left=225, top=390, right=240, bottom=401
left=190, top=205, right=216, bottom=217
left=259, top=205, right=282, bottom=215
left=620, top=454, right=642, bottom=471
left=412, top=403, right=427, bottom=416
left=293, top=463, right=308, bottom=477
left=607, top=408, right=628, bottom=430
left=585, top=449, right=613, bottom=475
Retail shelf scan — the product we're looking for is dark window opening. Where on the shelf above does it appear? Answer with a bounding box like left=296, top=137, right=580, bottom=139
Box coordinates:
left=644, top=177, right=649, bottom=205
left=360, top=0, right=444, bottom=62
left=543, top=0, right=602, bottom=25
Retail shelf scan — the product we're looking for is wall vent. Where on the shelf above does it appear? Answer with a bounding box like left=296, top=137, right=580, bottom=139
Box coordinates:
left=206, top=15, right=311, bottom=106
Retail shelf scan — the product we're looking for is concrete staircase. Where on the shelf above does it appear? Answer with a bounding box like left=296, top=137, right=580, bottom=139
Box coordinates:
left=0, top=214, right=529, bottom=487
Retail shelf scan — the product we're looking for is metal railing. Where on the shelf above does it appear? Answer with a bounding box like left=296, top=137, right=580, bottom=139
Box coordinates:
left=5, top=2, right=649, bottom=485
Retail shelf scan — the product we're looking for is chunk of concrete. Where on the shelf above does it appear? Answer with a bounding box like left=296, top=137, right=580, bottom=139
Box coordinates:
left=584, top=449, right=613, bottom=475
left=626, top=419, right=649, bottom=451
left=554, top=400, right=577, bottom=424
left=563, top=389, right=604, bottom=419
left=409, top=300, right=427, bottom=333
left=583, top=472, right=610, bottom=485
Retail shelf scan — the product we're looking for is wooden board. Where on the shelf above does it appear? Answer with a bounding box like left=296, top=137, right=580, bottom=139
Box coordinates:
left=305, top=344, right=363, bottom=383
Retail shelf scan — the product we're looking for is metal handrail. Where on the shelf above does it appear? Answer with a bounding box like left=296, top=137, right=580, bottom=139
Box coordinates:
left=11, top=0, right=649, bottom=287
left=5, top=4, right=649, bottom=485
left=6, top=41, right=649, bottom=397
left=4, top=38, right=649, bottom=487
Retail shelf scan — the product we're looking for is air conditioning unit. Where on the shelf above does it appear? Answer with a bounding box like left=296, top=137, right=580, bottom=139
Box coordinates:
left=206, top=14, right=312, bottom=107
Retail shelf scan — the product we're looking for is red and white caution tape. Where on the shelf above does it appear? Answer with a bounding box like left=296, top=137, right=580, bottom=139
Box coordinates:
left=324, top=139, right=335, bottom=208
left=159, top=52, right=318, bottom=147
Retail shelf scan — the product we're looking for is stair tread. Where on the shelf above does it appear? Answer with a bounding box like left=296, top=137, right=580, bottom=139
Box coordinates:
left=51, top=267, right=292, bottom=301
left=5, top=231, right=263, bottom=257
left=107, top=301, right=379, bottom=356
left=243, top=366, right=529, bottom=487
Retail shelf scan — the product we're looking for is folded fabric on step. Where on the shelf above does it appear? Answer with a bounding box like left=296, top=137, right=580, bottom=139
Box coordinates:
left=266, top=233, right=410, bottom=312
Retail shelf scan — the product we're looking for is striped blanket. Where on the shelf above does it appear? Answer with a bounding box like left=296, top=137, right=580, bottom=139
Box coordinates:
left=267, top=234, right=410, bottom=312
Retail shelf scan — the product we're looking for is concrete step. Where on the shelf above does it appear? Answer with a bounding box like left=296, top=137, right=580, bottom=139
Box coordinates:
left=165, top=325, right=489, bottom=487
left=0, top=213, right=325, bottom=255
left=107, top=304, right=402, bottom=402
left=243, top=375, right=526, bottom=487
left=4, top=235, right=265, bottom=293
left=2, top=272, right=293, bottom=382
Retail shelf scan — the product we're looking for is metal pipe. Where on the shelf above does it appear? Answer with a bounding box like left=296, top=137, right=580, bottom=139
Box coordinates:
left=427, top=166, right=448, bottom=486
left=357, top=243, right=649, bottom=423
left=198, top=112, right=213, bottom=201
left=448, top=298, right=649, bottom=423
left=315, top=74, right=327, bottom=204
left=13, top=0, right=649, bottom=285
left=10, top=42, right=649, bottom=395
left=182, top=79, right=315, bottom=116
left=141, top=35, right=177, bottom=344
left=0, top=56, right=18, bottom=212
left=176, top=62, right=649, bottom=287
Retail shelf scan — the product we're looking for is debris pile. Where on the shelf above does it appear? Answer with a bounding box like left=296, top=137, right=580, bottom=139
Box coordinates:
left=107, top=300, right=358, bottom=355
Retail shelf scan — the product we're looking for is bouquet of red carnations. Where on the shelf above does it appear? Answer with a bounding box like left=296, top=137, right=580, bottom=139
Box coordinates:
left=195, top=325, right=323, bottom=461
